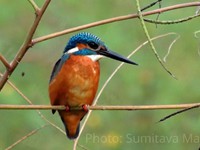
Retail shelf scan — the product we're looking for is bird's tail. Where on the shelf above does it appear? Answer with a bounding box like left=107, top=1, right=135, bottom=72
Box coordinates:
left=60, top=114, right=81, bottom=139
left=66, top=123, right=80, bottom=139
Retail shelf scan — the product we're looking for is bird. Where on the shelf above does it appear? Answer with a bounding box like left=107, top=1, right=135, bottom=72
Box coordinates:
left=48, top=32, right=138, bottom=139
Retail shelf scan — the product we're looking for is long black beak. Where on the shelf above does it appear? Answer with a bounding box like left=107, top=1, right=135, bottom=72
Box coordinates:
left=98, top=48, right=138, bottom=65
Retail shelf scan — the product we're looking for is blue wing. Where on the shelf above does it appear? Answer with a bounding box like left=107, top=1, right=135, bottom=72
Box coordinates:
left=49, top=54, right=70, bottom=83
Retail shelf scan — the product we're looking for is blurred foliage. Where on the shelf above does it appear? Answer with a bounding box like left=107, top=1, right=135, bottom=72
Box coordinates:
left=0, top=0, right=200, bottom=150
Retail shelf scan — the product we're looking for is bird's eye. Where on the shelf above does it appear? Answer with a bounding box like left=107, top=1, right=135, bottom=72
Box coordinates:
left=88, top=42, right=99, bottom=50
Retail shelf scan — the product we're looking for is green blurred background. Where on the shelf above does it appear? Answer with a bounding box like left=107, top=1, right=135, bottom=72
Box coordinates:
left=0, top=0, right=200, bottom=149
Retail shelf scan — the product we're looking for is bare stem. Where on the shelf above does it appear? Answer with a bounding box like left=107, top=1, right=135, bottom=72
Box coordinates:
left=0, top=72, right=65, bottom=134
left=136, top=0, right=176, bottom=79
left=5, top=125, right=47, bottom=150
left=0, top=0, right=51, bottom=91
left=0, top=54, right=11, bottom=70
left=28, top=0, right=40, bottom=13
left=144, top=13, right=200, bottom=25
left=0, top=103, right=199, bottom=110
left=32, top=2, right=200, bottom=44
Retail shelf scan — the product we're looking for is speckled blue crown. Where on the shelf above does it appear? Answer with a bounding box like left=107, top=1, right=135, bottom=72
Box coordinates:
left=64, top=32, right=105, bottom=53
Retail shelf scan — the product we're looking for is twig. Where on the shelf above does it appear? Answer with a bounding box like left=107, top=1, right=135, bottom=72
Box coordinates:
left=5, top=125, right=47, bottom=150
left=136, top=0, right=176, bottom=79
left=0, top=53, right=11, bottom=70
left=32, top=2, right=200, bottom=44
left=76, top=144, right=89, bottom=150
left=194, top=30, right=200, bottom=38
left=194, top=30, right=200, bottom=56
left=99, top=32, right=179, bottom=101
left=163, top=34, right=180, bottom=62
left=144, top=13, right=200, bottom=25
left=0, top=72, right=65, bottom=135
left=0, top=0, right=51, bottom=91
left=28, top=0, right=40, bottom=14
left=196, top=5, right=200, bottom=15
left=159, top=104, right=200, bottom=122
left=0, top=103, right=200, bottom=110
left=141, top=0, right=162, bottom=12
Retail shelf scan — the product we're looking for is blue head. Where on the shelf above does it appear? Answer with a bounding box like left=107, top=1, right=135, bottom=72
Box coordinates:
left=64, top=32, right=105, bottom=53
left=63, top=32, right=138, bottom=65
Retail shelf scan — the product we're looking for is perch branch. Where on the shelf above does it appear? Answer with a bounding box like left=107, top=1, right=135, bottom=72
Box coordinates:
left=32, top=2, right=200, bottom=44
left=0, top=0, right=51, bottom=91
left=0, top=103, right=200, bottom=110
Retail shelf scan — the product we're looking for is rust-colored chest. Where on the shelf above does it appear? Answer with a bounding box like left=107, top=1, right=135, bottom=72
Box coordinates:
left=49, top=55, right=100, bottom=107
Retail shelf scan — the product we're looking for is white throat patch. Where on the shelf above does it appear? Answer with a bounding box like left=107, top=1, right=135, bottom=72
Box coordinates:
left=65, top=47, right=104, bottom=61
left=86, top=55, right=104, bottom=62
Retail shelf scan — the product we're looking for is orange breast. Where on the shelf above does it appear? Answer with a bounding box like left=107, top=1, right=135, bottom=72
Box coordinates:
left=49, top=55, right=100, bottom=107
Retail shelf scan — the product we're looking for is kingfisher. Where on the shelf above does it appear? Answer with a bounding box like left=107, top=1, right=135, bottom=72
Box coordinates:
left=49, top=32, right=138, bottom=139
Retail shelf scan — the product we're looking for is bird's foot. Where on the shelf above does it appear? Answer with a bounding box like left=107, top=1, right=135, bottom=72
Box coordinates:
left=65, top=105, right=70, bottom=112
left=82, top=104, right=89, bottom=112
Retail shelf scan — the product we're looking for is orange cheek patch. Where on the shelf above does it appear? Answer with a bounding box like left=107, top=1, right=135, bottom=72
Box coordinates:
left=77, top=43, right=87, bottom=50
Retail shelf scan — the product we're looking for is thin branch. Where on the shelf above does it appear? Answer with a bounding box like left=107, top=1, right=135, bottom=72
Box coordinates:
left=144, top=13, right=200, bottom=25
left=0, top=54, right=11, bottom=70
left=0, top=103, right=200, bottom=110
left=194, top=30, right=200, bottom=56
left=28, top=0, right=40, bottom=14
left=76, top=144, right=89, bottom=150
left=99, top=32, right=179, bottom=101
left=5, top=125, right=47, bottom=150
left=194, top=30, right=200, bottom=38
left=32, top=2, right=200, bottom=44
left=163, top=34, right=180, bottom=62
left=0, top=0, right=51, bottom=91
left=136, top=0, right=176, bottom=79
left=159, top=104, right=200, bottom=122
left=196, top=5, right=200, bottom=15
left=0, top=73, right=34, bottom=104
left=0, top=104, right=63, bottom=110
left=0, top=72, right=65, bottom=135
left=141, top=0, right=162, bottom=11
